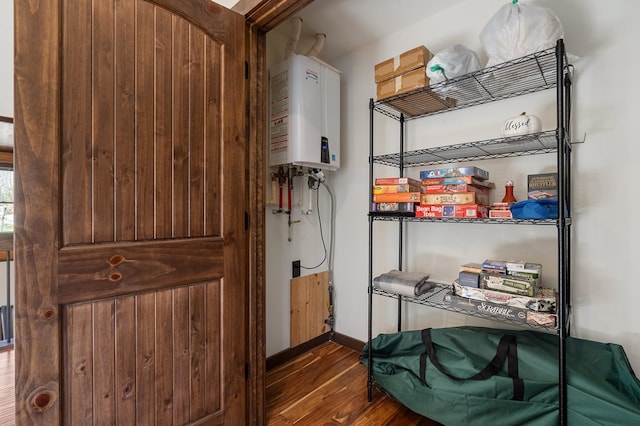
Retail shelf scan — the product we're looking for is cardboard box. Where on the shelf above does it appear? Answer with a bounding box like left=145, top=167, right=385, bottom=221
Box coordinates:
left=374, top=45, right=433, bottom=83
left=460, top=262, right=483, bottom=274
left=447, top=293, right=557, bottom=329
left=481, top=259, right=508, bottom=274
left=415, top=204, right=488, bottom=218
left=420, top=191, right=489, bottom=206
left=528, top=173, right=558, bottom=199
left=375, top=177, right=421, bottom=186
left=371, top=202, right=416, bottom=213
left=384, top=93, right=457, bottom=116
left=373, top=184, right=420, bottom=194
left=507, top=262, right=542, bottom=279
left=443, top=176, right=495, bottom=188
left=372, top=192, right=421, bottom=203
left=376, top=67, right=429, bottom=100
left=422, top=183, right=491, bottom=195
left=421, top=177, right=445, bottom=186
left=453, top=281, right=556, bottom=312
left=490, top=202, right=511, bottom=210
left=458, top=271, right=480, bottom=288
left=480, top=272, right=538, bottom=297
left=489, top=209, right=513, bottom=219
left=419, top=166, right=489, bottom=181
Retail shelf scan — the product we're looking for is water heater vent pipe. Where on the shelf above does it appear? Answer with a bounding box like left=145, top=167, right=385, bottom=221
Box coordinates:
left=306, top=33, right=326, bottom=57
left=284, top=17, right=303, bottom=59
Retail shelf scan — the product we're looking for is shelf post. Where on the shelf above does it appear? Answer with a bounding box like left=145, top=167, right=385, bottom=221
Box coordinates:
left=367, top=98, right=375, bottom=401
left=397, top=114, right=405, bottom=332
left=556, top=38, right=568, bottom=426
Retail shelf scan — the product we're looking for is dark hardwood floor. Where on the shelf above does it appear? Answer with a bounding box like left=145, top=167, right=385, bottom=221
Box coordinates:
left=2, top=342, right=439, bottom=425
left=266, top=341, right=440, bottom=425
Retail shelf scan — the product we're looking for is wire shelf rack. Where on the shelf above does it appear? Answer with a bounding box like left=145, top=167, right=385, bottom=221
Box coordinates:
left=373, top=130, right=558, bottom=167
left=369, top=213, right=564, bottom=226
left=372, top=286, right=558, bottom=333
left=374, top=46, right=562, bottom=120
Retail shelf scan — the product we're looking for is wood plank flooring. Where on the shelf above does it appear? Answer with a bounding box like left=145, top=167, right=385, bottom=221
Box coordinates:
left=0, top=348, right=14, bottom=426
left=266, top=341, right=440, bottom=425
left=1, top=342, right=439, bottom=425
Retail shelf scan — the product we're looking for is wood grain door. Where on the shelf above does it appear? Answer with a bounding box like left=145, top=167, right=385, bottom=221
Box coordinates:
left=14, top=0, right=247, bottom=424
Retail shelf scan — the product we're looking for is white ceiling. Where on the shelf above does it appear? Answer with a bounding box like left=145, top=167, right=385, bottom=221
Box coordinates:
left=212, top=0, right=239, bottom=9
left=210, top=0, right=465, bottom=63
left=271, top=0, right=466, bottom=63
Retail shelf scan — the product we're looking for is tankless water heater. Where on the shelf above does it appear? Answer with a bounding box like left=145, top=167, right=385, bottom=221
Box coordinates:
left=269, top=54, right=340, bottom=171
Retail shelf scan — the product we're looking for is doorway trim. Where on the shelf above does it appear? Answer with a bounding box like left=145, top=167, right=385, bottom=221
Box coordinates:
left=241, top=1, right=315, bottom=423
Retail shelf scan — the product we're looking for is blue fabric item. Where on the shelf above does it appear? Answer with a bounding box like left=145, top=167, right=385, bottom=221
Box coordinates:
left=510, top=199, right=558, bottom=219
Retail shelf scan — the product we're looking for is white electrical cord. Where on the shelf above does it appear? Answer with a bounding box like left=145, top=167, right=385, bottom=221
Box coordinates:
left=300, top=171, right=336, bottom=329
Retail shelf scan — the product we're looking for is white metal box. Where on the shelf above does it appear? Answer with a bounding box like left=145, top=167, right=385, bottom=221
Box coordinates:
left=269, top=54, right=340, bottom=171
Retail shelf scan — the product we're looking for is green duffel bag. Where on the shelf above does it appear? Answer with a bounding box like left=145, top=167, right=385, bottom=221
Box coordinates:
left=361, top=326, right=640, bottom=425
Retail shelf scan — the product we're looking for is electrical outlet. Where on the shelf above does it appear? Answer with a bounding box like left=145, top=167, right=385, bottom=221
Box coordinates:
left=292, top=260, right=301, bottom=278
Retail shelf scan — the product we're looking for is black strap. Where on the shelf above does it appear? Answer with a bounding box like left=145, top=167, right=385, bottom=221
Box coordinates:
left=508, top=339, right=525, bottom=401
left=420, top=328, right=524, bottom=401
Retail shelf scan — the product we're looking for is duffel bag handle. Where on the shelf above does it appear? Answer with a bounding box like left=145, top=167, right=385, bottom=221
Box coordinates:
left=420, top=328, right=524, bottom=401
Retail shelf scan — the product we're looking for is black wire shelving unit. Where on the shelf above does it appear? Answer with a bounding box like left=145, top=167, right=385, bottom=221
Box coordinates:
left=374, top=130, right=558, bottom=167
left=372, top=286, right=559, bottom=333
left=367, top=40, right=573, bottom=424
left=373, top=45, right=560, bottom=121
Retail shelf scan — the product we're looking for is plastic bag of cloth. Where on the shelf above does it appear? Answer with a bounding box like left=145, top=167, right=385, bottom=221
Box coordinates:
left=510, top=199, right=558, bottom=219
left=480, top=0, right=564, bottom=68
left=361, top=326, right=640, bottom=425
left=426, top=44, right=483, bottom=103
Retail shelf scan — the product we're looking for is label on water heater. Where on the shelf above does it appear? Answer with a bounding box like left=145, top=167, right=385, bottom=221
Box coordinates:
left=305, top=68, right=319, bottom=83
left=270, top=68, right=289, bottom=156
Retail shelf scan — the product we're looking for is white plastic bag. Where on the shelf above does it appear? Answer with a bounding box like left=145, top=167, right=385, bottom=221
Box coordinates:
left=480, top=0, right=564, bottom=68
left=426, top=45, right=482, bottom=101
left=426, top=44, right=482, bottom=84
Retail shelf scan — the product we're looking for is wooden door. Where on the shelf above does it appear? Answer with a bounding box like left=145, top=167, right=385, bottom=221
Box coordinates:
left=14, top=0, right=247, bottom=424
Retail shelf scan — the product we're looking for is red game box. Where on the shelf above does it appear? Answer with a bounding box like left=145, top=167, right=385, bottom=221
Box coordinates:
left=415, top=204, right=488, bottom=218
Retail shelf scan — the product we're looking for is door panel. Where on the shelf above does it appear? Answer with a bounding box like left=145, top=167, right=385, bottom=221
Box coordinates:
left=62, top=282, right=223, bottom=424
left=15, top=0, right=246, bottom=424
left=57, top=238, right=224, bottom=303
left=62, top=0, right=224, bottom=244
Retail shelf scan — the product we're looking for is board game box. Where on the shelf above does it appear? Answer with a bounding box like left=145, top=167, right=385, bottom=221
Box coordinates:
left=373, top=184, right=420, bottom=194
left=447, top=293, right=557, bottom=329
left=415, top=204, right=488, bottom=218
left=373, top=192, right=421, bottom=203
left=420, top=191, right=489, bottom=206
left=480, top=272, right=538, bottom=297
left=371, top=202, right=416, bottom=213
left=453, top=281, right=556, bottom=312
left=419, top=166, right=489, bottom=181
left=527, top=173, right=558, bottom=199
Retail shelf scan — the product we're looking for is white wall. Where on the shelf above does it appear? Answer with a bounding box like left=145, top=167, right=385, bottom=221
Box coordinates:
left=0, top=0, right=13, bottom=117
left=264, top=30, right=336, bottom=356
left=315, top=0, right=640, bottom=373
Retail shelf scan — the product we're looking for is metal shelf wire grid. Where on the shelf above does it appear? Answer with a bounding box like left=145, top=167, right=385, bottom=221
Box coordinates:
left=369, top=213, right=564, bottom=225
left=374, top=46, right=560, bottom=120
left=372, top=286, right=558, bottom=333
left=373, top=130, right=558, bottom=167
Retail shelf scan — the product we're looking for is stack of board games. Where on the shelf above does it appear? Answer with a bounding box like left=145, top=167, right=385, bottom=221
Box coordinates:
left=371, top=177, right=421, bottom=214
left=415, top=167, right=494, bottom=219
left=448, top=259, right=557, bottom=328
left=489, top=202, right=513, bottom=219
